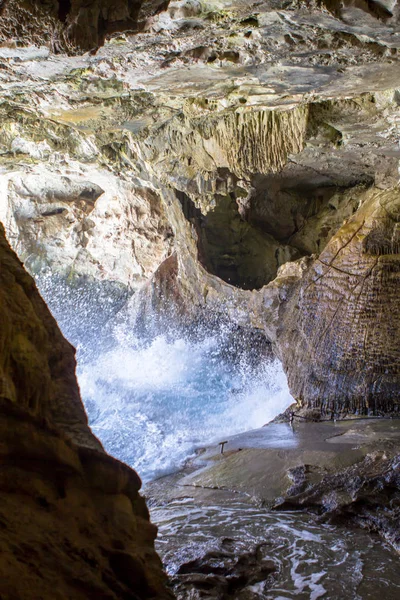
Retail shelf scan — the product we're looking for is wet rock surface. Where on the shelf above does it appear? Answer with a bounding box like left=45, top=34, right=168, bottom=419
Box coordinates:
left=151, top=472, right=400, bottom=598
left=146, top=418, right=400, bottom=559
left=170, top=538, right=276, bottom=600
left=277, top=448, right=400, bottom=552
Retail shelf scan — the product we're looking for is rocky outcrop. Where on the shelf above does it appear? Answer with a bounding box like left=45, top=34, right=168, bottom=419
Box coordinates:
left=1, top=166, right=174, bottom=291
left=0, top=223, right=172, bottom=599
left=170, top=540, right=276, bottom=600
left=277, top=450, right=400, bottom=552
left=277, top=187, right=400, bottom=414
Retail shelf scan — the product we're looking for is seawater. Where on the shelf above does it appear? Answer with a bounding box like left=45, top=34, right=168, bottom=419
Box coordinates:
left=36, top=274, right=293, bottom=481
left=153, top=499, right=400, bottom=599
left=78, top=333, right=291, bottom=481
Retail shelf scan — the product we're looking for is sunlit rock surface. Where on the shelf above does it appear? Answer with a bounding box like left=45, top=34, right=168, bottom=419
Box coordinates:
left=1, top=165, right=174, bottom=289
left=0, top=225, right=172, bottom=599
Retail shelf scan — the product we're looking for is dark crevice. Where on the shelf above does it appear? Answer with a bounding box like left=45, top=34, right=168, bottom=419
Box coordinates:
left=176, top=168, right=364, bottom=291
left=176, top=189, right=302, bottom=291
left=41, top=207, right=67, bottom=217
left=176, top=190, right=210, bottom=271
left=58, top=0, right=71, bottom=22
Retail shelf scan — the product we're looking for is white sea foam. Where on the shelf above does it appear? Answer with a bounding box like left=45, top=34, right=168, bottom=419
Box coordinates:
left=34, top=273, right=294, bottom=481
left=78, top=332, right=293, bottom=481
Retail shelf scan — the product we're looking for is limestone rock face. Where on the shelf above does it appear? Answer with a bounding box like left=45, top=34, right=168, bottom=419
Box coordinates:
left=277, top=188, right=400, bottom=413
left=2, top=165, right=174, bottom=291
left=0, top=224, right=172, bottom=599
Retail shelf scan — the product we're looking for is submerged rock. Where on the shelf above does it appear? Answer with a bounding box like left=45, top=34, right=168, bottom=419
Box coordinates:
left=171, top=538, right=276, bottom=600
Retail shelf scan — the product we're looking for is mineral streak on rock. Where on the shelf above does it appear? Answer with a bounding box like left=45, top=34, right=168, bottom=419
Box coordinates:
left=0, top=224, right=173, bottom=599
left=277, top=188, right=400, bottom=414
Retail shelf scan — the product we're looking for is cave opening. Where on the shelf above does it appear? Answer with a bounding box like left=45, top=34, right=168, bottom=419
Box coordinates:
left=1, top=164, right=293, bottom=482
left=177, top=172, right=360, bottom=291
left=32, top=270, right=291, bottom=482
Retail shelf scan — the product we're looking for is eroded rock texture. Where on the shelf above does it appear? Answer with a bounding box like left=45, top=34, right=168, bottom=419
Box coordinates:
left=278, top=189, right=400, bottom=414
left=0, top=224, right=172, bottom=599
left=0, top=0, right=168, bottom=51
left=2, top=167, right=174, bottom=291
left=277, top=188, right=400, bottom=413
left=277, top=450, right=400, bottom=552
left=0, top=0, right=399, bottom=411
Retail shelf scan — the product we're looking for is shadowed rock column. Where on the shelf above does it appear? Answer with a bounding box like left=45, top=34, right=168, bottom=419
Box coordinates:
left=0, top=0, right=169, bottom=51
left=276, top=188, right=400, bottom=415
left=0, top=223, right=173, bottom=599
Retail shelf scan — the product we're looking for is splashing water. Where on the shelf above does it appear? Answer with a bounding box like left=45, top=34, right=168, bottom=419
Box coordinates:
left=33, top=274, right=400, bottom=599
left=78, top=333, right=292, bottom=481
left=35, top=273, right=293, bottom=481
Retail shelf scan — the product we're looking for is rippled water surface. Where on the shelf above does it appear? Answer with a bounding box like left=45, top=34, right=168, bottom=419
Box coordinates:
left=153, top=499, right=400, bottom=599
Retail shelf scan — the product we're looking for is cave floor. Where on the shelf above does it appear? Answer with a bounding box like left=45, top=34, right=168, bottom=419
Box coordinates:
left=145, top=418, right=400, bottom=506
left=146, top=418, right=400, bottom=598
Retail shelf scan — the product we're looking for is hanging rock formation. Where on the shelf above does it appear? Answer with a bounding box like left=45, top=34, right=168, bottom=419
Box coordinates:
left=0, top=224, right=172, bottom=599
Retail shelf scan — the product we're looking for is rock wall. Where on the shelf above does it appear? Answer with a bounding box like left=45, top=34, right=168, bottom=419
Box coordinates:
left=1, top=165, right=174, bottom=291
left=0, top=0, right=168, bottom=51
left=0, top=223, right=172, bottom=599
left=277, top=187, right=400, bottom=414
